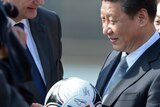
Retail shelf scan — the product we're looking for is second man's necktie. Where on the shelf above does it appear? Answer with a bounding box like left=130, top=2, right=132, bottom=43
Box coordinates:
left=103, top=56, right=128, bottom=98
left=14, top=23, right=47, bottom=102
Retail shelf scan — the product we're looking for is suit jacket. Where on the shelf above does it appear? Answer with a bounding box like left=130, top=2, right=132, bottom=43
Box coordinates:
left=96, top=38, right=160, bottom=107
left=18, top=7, right=63, bottom=104
left=0, top=64, right=29, bottom=107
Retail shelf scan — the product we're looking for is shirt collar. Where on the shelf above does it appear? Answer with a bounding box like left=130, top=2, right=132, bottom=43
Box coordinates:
left=8, top=17, right=27, bottom=27
left=122, top=31, right=160, bottom=69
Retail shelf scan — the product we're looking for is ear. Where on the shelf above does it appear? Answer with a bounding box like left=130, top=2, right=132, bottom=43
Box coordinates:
left=136, top=8, right=148, bottom=27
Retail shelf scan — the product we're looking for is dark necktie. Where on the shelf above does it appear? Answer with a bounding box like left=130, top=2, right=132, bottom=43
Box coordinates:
left=14, top=23, right=47, bottom=102
left=103, top=56, right=128, bottom=97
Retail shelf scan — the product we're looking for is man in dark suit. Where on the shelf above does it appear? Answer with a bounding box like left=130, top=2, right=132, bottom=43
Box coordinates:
left=3, top=0, right=63, bottom=105
left=96, top=0, right=160, bottom=107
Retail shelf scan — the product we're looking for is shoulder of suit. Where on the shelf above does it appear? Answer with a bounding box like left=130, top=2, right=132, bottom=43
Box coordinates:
left=37, top=7, right=58, bottom=17
left=109, top=50, right=120, bottom=59
left=101, top=50, right=120, bottom=69
left=32, top=7, right=60, bottom=24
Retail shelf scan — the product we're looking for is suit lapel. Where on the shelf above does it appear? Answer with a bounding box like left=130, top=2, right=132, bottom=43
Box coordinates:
left=96, top=51, right=121, bottom=96
left=29, top=17, right=51, bottom=90
left=104, top=59, right=149, bottom=106
left=103, top=39, right=160, bottom=106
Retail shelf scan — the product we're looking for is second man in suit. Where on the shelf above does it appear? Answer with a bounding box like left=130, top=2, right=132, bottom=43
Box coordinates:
left=3, top=0, right=63, bottom=105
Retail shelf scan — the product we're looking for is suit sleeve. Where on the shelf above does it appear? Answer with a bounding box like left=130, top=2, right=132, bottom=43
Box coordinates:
left=54, top=13, right=63, bottom=80
left=37, top=8, right=64, bottom=81
left=146, top=72, right=160, bottom=107
left=48, top=11, right=63, bottom=80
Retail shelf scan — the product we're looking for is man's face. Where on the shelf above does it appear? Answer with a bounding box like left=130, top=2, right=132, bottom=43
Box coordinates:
left=101, top=1, right=144, bottom=53
left=154, top=16, right=160, bottom=32
left=4, top=0, right=44, bottom=21
left=154, top=2, right=160, bottom=32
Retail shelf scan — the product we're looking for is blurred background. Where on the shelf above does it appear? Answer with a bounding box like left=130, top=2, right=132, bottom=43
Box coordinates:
left=44, top=0, right=112, bottom=85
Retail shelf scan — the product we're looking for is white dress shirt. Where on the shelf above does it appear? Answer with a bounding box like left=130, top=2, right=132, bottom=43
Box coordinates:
left=9, top=18, right=46, bottom=84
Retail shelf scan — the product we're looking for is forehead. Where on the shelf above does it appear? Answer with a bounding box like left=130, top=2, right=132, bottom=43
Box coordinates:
left=101, top=1, right=123, bottom=15
left=157, top=3, right=160, bottom=16
left=3, top=0, right=25, bottom=3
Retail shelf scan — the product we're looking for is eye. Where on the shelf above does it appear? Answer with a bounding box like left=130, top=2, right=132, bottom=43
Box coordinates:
left=110, top=20, right=117, bottom=25
left=155, top=20, right=160, bottom=25
left=101, top=16, right=106, bottom=23
left=108, top=17, right=118, bottom=25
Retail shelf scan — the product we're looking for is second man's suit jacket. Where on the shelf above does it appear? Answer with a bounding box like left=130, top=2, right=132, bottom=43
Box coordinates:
left=96, top=38, right=160, bottom=107
left=18, top=7, right=63, bottom=104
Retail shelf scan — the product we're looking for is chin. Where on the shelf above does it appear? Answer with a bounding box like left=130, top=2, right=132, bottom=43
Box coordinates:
left=26, top=12, right=37, bottom=19
left=27, top=14, right=37, bottom=19
left=112, top=46, right=122, bottom=51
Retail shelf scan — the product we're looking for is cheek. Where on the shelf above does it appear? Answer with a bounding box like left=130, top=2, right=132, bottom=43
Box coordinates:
left=157, top=25, right=160, bottom=29
left=102, top=23, right=107, bottom=35
left=25, top=10, right=37, bottom=19
left=102, top=27, right=106, bottom=35
left=18, top=6, right=26, bottom=15
left=116, top=28, right=131, bottom=44
left=155, top=24, right=160, bottom=28
left=155, top=25, right=158, bottom=30
left=10, top=0, right=20, bottom=5
left=41, top=0, right=45, bottom=5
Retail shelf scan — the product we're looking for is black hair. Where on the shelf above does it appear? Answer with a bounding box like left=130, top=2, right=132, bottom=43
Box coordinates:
left=104, top=0, right=157, bottom=22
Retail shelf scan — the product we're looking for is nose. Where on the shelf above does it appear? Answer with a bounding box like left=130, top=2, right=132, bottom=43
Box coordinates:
left=103, top=24, right=113, bottom=35
left=102, top=20, right=113, bottom=35
left=33, top=0, right=44, bottom=5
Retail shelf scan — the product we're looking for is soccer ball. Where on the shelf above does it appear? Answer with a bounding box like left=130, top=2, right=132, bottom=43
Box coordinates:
left=44, top=77, right=102, bottom=107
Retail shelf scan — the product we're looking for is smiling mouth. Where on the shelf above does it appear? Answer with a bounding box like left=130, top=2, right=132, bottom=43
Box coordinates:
left=109, top=37, right=118, bottom=43
left=28, top=7, right=37, bottom=10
